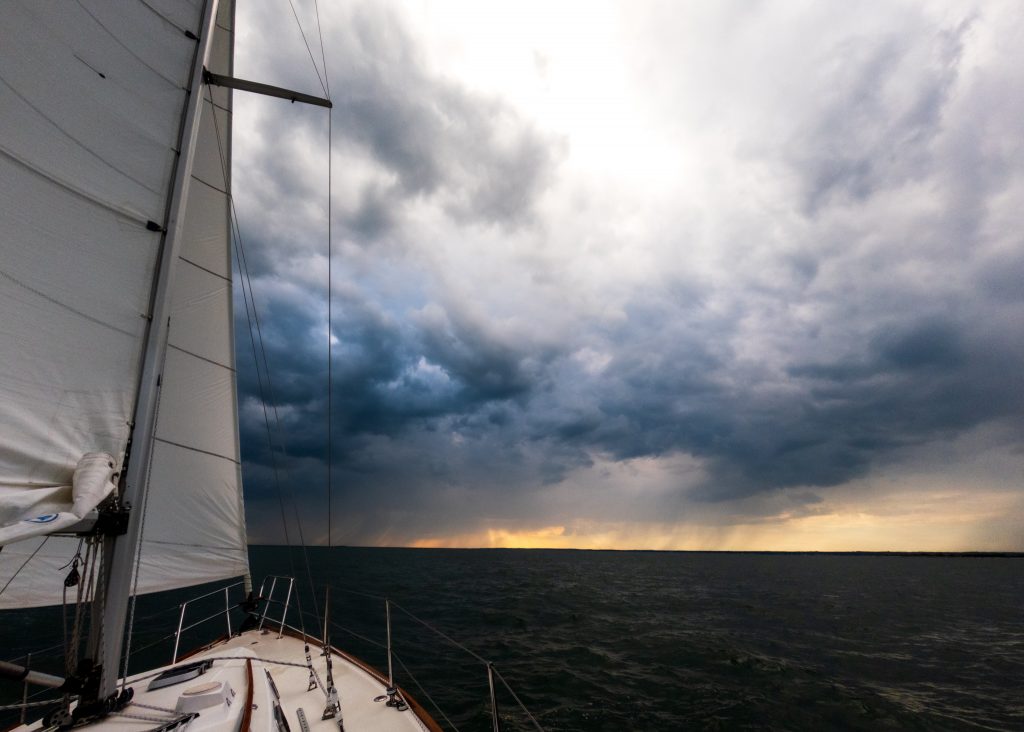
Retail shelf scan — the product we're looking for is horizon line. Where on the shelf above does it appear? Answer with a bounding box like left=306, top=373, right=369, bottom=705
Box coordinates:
left=246, top=545, right=1023, bottom=557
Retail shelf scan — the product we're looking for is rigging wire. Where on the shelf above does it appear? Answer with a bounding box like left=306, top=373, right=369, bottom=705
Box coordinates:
left=0, top=537, right=49, bottom=598
left=3, top=641, right=65, bottom=665
left=326, top=105, right=333, bottom=551
left=60, top=540, right=84, bottom=675
left=304, top=0, right=335, bottom=552
left=390, top=651, right=461, bottom=732
left=204, top=84, right=322, bottom=632
left=216, top=141, right=309, bottom=630
left=388, top=601, right=490, bottom=666
left=325, top=583, right=386, bottom=601
left=229, top=217, right=311, bottom=622
left=64, top=538, right=99, bottom=677
left=312, top=0, right=331, bottom=99
left=285, top=0, right=328, bottom=96
left=279, top=0, right=337, bottom=561
left=492, top=665, right=545, bottom=732
left=319, top=0, right=334, bottom=553
left=329, top=620, right=386, bottom=650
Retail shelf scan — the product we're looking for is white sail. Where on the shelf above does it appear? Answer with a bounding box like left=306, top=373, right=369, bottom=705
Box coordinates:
left=136, top=0, right=249, bottom=592
left=0, top=0, right=247, bottom=608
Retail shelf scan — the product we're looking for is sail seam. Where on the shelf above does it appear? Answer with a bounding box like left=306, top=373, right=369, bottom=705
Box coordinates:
left=167, top=342, right=235, bottom=372
left=138, top=0, right=188, bottom=35
left=143, top=540, right=246, bottom=550
left=0, top=76, right=164, bottom=198
left=0, top=144, right=151, bottom=227
left=178, top=254, right=231, bottom=282
left=152, top=436, right=239, bottom=465
left=0, top=269, right=138, bottom=338
left=71, top=0, right=182, bottom=88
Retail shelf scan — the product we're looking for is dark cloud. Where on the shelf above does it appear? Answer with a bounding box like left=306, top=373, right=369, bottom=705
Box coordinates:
left=414, top=304, right=555, bottom=403
left=230, top=2, right=1024, bottom=545
left=347, top=182, right=397, bottom=241
left=233, top=281, right=558, bottom=479
left=237, top=0, right=557, bottom=251
left=237, top=266, right=1024, bottom=535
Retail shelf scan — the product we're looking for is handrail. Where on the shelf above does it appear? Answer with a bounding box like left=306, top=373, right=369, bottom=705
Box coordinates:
left=20, top=653, right=29, bottom=724
left=172, top=580, right=245, bottom=663
left=5, top=580, right=249, bottom=723
left=492, top=666, right=544, bottom=732
left=487, top=663, right=500, bottom=732
left=180, top=580, right=246, bottom=605
left=263, top=582, right=544, bottom=730
left=265, top=596, right=542, bottom=730
left=390, top=650, right=461, bottom=732
left=3, top=575, right=542, bottom=731
left=256, top=575, right=294, bottom=639
left=385, top=597, right=541, bottom=731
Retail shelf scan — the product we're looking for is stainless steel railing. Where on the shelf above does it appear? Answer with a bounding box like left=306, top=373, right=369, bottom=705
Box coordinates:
left=171, top=580, right=246, bottom=663
left=255, top=575, right=294, bottom=638
left=168, top=575, right=294, bottom=665
left=164, top=576, right=540, bottom=730
left=5, top=575, right=543, bottom=731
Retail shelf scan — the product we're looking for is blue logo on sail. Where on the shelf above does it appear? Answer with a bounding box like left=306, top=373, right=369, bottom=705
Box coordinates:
left=24, top=514, right=59, bottom=524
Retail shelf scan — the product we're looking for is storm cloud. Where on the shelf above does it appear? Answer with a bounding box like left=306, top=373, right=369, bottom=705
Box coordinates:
left=231, top=1, right=1024, bottom=549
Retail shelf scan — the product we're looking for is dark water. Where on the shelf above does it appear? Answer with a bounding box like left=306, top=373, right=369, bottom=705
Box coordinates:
left=2, top=549, right=1022, bottom=731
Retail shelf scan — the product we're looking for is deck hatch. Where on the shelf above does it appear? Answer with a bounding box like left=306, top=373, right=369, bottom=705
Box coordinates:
left=147, top=659, right=214, bottom=691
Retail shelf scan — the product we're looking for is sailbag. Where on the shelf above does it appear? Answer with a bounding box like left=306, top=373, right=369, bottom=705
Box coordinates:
left=0, top=0, right=247, bottom=608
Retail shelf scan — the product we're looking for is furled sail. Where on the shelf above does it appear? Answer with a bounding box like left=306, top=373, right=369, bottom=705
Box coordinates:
left=0, top=453, right=117, bottom=545
left=0, top=0, right=247, bottom=608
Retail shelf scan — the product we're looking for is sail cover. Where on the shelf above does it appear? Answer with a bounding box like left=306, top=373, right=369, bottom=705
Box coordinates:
left=0, top=0, right=248, bottom=608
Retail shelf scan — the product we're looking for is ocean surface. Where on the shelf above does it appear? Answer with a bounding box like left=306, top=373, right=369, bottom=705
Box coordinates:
left=2, top=548, right=1022, bottom=731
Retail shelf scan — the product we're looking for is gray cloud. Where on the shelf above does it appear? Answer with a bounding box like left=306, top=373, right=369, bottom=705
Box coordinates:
left=232, top=1, right=1024, bottom=545
left=789, top=18, right=971, bottom=214
left=237, top=1, right=557, bottom=249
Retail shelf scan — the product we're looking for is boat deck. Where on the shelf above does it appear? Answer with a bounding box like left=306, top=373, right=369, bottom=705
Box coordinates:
left=20, top=630, right=436, bottom=732
left=217, top=630, right=435, bottom=732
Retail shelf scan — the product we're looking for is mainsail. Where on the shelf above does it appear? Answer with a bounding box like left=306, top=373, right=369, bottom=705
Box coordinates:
left=0, top=0, right=247, bottom=608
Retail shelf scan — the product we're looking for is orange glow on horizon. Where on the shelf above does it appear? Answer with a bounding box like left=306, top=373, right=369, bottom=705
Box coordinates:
left=405, top=490, right=1024, bottom=552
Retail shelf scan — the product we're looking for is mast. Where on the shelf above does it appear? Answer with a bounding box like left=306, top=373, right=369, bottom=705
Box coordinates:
left=90, top=0, right=223, bottom=702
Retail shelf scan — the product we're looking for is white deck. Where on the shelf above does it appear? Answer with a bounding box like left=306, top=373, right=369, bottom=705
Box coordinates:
left=21, top=630, right=436, bottom=732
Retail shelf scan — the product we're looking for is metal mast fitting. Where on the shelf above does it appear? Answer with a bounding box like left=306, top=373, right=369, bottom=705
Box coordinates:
left=203, top=70, right=333, bottom=108
left=320, top=588, right=343, bottom=729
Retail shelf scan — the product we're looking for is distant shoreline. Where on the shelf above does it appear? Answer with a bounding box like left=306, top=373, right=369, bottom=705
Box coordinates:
left=249, top=545, right=1022, bottom=557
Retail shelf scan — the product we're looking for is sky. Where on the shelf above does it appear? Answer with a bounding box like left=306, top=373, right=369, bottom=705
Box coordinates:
left=229, top=0, right=1024, bottom=551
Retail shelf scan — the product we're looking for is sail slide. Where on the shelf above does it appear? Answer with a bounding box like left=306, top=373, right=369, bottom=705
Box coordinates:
left=0, top=0, right=247, bottom=608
